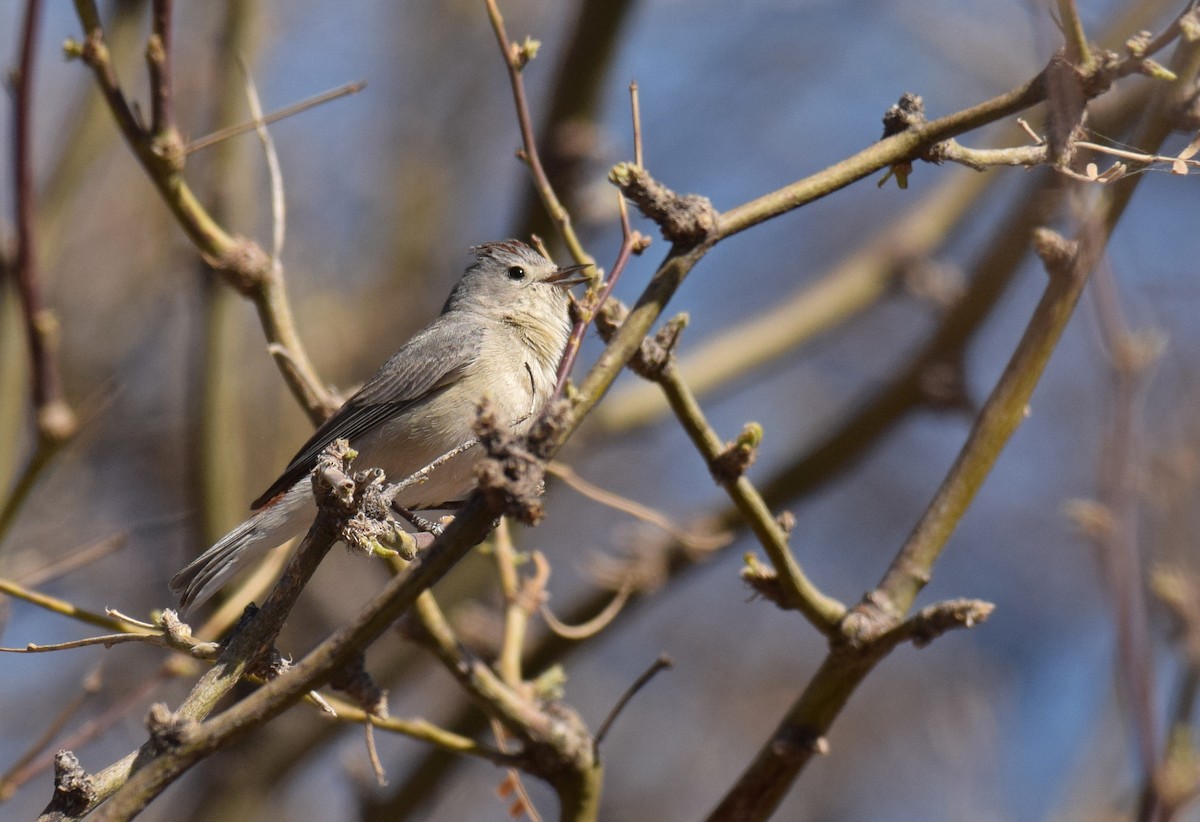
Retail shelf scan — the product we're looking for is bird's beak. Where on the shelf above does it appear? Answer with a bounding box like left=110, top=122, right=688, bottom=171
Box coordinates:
left=547, top=263, right=593, bottom=288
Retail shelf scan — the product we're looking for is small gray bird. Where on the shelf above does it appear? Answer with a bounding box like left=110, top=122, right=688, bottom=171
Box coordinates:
left=171, top=240, right=587, bottom=612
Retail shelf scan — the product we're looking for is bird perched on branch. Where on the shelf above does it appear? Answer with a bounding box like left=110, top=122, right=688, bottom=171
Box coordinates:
left=171, top=240, right=588, bottom=612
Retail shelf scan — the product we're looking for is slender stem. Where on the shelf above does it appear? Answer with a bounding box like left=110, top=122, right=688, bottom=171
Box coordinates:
left=597, top=164, right=996, bottom=431
left=493, top=519, right=527, bottom=686
left=147, top=0, right=172, bottom=135
left=708, top=30, right=1200, bottom=820
left=71, top=0, right=336, bottom=424
left=655, top=363, right=845, bottom=633
left=873, top=33, right=1199, bottom=622
left=183, top=81, right=366, bottom=155
left=321, top=697, right=518, bottom=766
left=1057, top=0, right=1095, bottom=71
left=0, top=577, right=151, bottom=635
left=593, top=653, right=672, bottom=746
left=484, top=0, right=593, bottom=266
left=10, top=0, right=76, bottom=447
left=1088, top=266, right=1161, bottom=813
left=553, top=198, right=634, bottom=395
left=630, top=80, right=643, bottom=169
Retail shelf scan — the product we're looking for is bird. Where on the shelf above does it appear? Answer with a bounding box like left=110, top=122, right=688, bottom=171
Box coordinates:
left=171, top=240, right=588, bottom=613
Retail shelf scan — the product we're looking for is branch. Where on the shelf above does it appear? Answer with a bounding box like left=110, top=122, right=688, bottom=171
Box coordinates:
left=713, top=30, right=1177, bottom=241
left=1, top=0, right=78, bottom=556
left=593, top=301, right=844, bottom=633
left=68, top=0, right=336, bottom=423
left=485, top=0, right=594, bottom=267
left=146, top=0, right=172, bottom=136
left=596, top=164, right=995, bottom=431
left=707, top=26, right=1200, bottom=818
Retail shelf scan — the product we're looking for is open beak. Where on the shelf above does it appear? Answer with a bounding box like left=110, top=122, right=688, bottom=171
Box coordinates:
left=547, top=262, right=593, bottom=288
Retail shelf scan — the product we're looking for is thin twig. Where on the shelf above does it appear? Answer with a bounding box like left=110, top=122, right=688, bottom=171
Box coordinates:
left=71, top=0, right=338, bottom=423
left=493, top=518, right=527, bottom=686
left=1056, top=0, right=1095, bottom=71
left=593, top=653, right=673, bottom=747
left=539, top=580, right=632, bottom=641
left=146, top=0, right=172, bottom=135
left=547, top=461, right=730, bottom=551
left=0, top=577, right=151, bottom=634
left=364, top=723, right=387, bottom=787
left=240, top=61, right=286, bottom=263
left=1, top=633, right=161, bottom=653
left=6, top=1, right=77, bottom=521
left=553, top=196, right=635, bottom=395
left=183, top=80, right=367, bottom=155
left=484, top=0, right=593, bottom=266
left=385, top=437, right=479, bottom=499
left=319, top=697, right=519, bottom=765
left=1085, top=262, right=1163, bottom=816
left=653, top=363, right=846, bottom=633
left=630, top=80, right=643, bottom=169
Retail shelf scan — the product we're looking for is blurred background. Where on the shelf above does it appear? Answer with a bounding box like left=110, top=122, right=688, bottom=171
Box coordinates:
left=2, top=0, right=1200, bottom=819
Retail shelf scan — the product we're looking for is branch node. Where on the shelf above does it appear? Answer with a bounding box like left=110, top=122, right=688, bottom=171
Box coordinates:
left=37, top=399, right=78, bottom=444
left=1180, top=9, right=1200, bottom=43
left=343, top=468, right=418, bottom=560
left=78, top=29, right=110, bottom=80
left=62, top=37, right=85, bottom=60
left=330, top=651, right=389, bottom=718
left=881, top=92, right=926, bottom=137
left=474, top=400, right=548, bottom=525
left=618, top=312, right=689, bottom=381
left=205, top=237, right=273, bottom=296
left=46, top=751, right=95, bottom=816
left=512, top=36, right=541, bottom=69
left=711, top=422, right=762, bottom=482
left=917, top=356, right=972, bottom=412
left=893, top=598, right=996, bottom=648
left=145, top=703, right=199, bottom=753
left=149, top=127, right=186, bottom=174
left=776, top=510, right=796, bottom=536
left=879, top=93, right=926, bottom=188
left=838, top=590, right=903, bottom=647
left=741, top=553, right=787, bottom=609
left=608, top=163, right=717, bottom=246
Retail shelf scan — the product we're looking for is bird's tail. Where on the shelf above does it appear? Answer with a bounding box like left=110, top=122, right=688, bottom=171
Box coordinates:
left=170, top=482, right=313, bottom=615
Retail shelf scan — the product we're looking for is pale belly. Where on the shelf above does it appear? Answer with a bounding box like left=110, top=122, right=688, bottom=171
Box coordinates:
left=347, top=355, right=553, bottom=510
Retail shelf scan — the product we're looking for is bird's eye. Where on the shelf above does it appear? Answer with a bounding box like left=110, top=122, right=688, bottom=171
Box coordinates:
left=506, top=266, right=526, bottom=281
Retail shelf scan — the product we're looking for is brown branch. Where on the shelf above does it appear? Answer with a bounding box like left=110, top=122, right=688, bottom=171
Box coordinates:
left=1083, top=262, right=1165, bottom=819
left=69, top=0, right=337, bottom=424
left=592, top=653, right=673, bottom=748
left=183, top=80, right=367, bottom=156
left=627, top=346, right=846, bottom=634
left=713, top=31, right=1178, bottom=241
left=485, top=0, right=594, bottom=267
left=146, top=0, right=172, bottom=135
left=8, top=0, right=77, bottom=451
left=370, top=11, right=1191, bottom=816
left=707, top=28, right=1200, bottom=818
left=552, top=195, right=638, bottom=396
left=513, top=0, right=637, bottom=249
left=1057, top=0, right=1096, bottom=71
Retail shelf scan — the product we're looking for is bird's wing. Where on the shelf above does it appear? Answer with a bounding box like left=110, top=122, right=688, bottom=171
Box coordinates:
left=250, top=317, right=486, bottom=509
